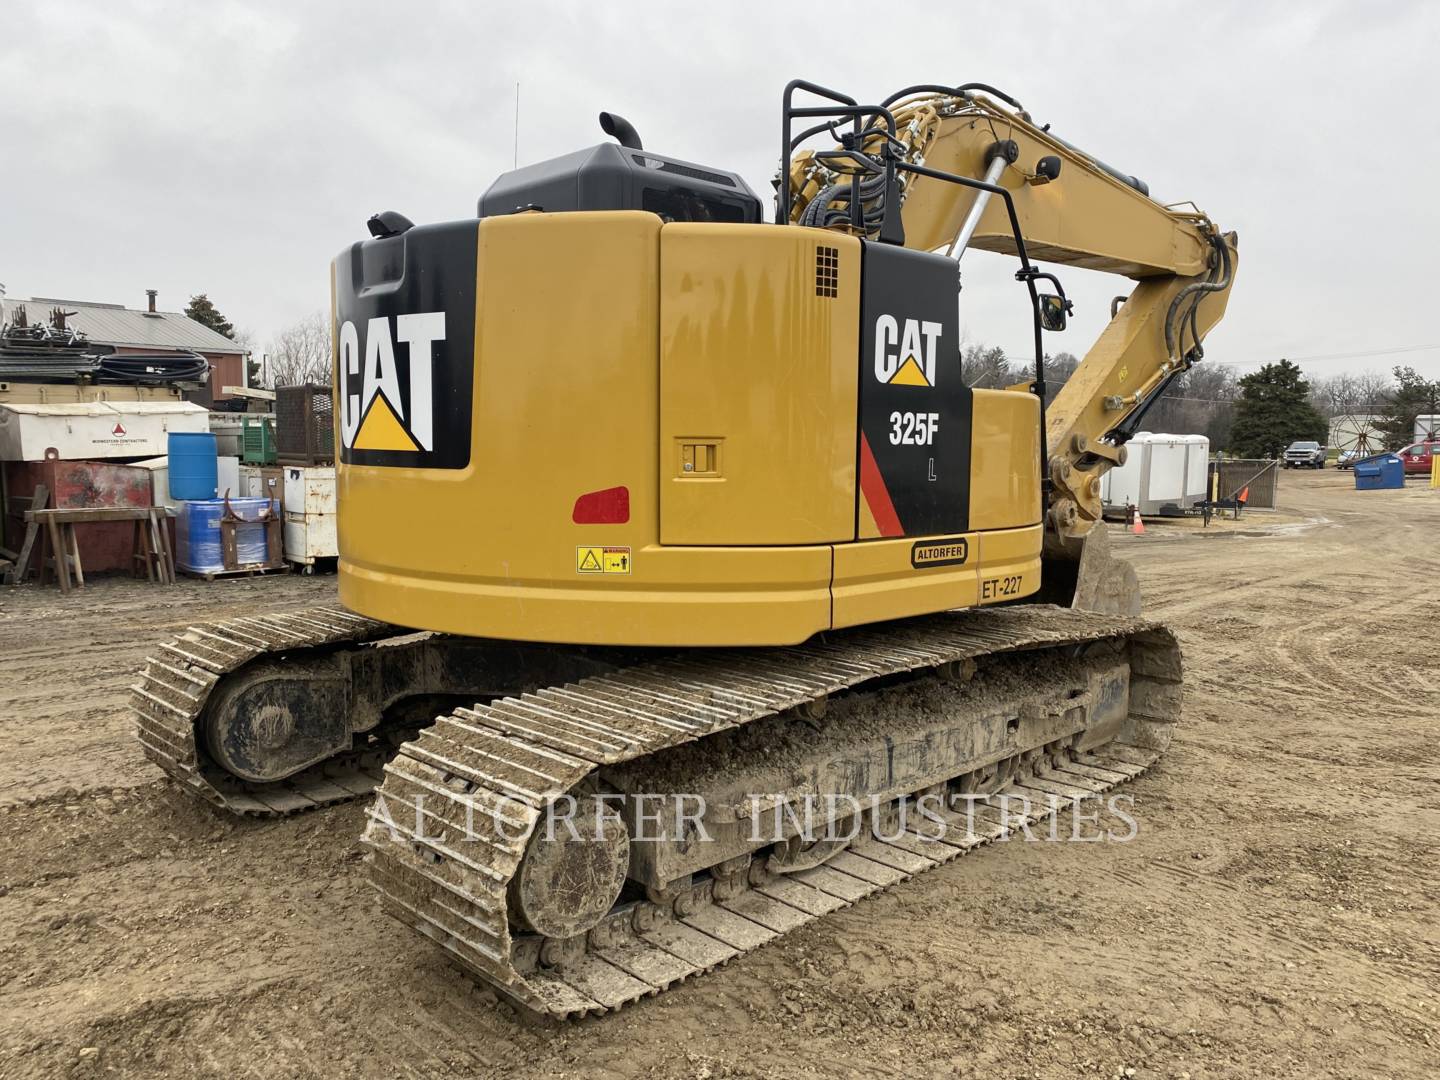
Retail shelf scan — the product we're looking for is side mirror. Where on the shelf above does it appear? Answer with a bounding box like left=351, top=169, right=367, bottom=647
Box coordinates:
left=1038, top=293, right=1070, bottom=332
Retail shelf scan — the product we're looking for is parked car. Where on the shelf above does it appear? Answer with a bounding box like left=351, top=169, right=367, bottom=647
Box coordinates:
left=1399, top=440, right=1440, bottom=476
left=1282, top=441, right=1327, bottom=468
left=1336, top=448, right=1365, bottom=469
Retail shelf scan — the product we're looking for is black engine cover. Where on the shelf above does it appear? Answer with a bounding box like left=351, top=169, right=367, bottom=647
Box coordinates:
left=478, top=143, right=761, bottom=224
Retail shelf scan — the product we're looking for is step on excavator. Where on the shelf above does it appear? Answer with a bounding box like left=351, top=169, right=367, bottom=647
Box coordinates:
left=132, top=79, right=1236, bottom=1017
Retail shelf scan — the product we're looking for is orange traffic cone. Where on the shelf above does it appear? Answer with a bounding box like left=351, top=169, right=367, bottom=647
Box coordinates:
left=1131, top=509, right=1146, bottom=535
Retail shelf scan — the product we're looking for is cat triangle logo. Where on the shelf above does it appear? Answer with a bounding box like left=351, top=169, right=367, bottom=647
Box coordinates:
left=873, top=315, right=941, bottom=388
left=889, top=355, right=932, bottom=387
left=352, top=392, right=419, bottom=452
left=338, top=311, right=446, bottom=454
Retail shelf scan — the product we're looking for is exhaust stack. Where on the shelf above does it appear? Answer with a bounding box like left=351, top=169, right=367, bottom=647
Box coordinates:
left=599, top=112, right=642, bottom=151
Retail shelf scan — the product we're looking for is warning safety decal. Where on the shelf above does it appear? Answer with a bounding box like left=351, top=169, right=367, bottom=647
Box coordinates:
left=577, top=546, right=632, bottom=575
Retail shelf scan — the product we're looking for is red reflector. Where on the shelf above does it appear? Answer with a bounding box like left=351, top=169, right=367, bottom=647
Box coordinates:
left=572, top=486, right=630, bottom=525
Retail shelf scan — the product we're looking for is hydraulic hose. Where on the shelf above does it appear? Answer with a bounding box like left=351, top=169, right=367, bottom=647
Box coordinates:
left=1164, top=233, right=1233, bottom=361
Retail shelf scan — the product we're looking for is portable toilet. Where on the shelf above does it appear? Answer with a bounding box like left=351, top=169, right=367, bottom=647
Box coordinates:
left=1180, top=434, right=1211, bottom=505
left=1100, top=432, right=1211, bottom=516
left=1353, top=454, right=1404, bottom=490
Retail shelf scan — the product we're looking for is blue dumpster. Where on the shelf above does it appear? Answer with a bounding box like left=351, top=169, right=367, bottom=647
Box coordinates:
left=1354, top=454, right=1404, bottom=490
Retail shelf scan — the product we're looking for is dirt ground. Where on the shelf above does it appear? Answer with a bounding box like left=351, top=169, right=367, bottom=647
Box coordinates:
left=1, top=470, right=1436, bottom=1079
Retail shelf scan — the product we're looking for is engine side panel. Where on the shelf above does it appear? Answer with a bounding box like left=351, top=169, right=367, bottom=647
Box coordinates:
left=659, top=225, right=861, bottom=545
left=336, top=212, right=834, bottom=645
left=336, top=214, right=1041, bottom=645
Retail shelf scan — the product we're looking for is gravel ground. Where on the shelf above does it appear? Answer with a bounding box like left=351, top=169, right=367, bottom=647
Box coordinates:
left=0, top=469, right=1435, bottom=1079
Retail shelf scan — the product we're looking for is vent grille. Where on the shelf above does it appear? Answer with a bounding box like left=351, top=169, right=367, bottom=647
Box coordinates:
left=630, top=155, right=736, bottom=187
left=815, top=246, right=839, bottom=298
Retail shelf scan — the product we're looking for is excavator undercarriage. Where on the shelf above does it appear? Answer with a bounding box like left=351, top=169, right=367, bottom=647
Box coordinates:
left=131, top=542, right=1172, bottom=1017
left=364, top=606, right=1179, bottom=1017
left=134, top=598, right=1177, bottom=1018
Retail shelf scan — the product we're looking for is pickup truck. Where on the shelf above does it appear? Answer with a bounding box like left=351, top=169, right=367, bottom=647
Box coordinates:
left=1283, top=441, right=1327, bottom=469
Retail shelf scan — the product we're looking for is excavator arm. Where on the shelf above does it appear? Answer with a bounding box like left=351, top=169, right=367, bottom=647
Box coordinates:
left=785, top=85, right=1238, bottom=540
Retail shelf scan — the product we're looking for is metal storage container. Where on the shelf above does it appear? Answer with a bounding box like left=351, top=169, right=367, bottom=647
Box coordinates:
left=239, top=463, right=285, bottom=502
left=0, top=401, right=209, bottom=461
left=217, top=456, right=241, bottom=500
left=282, top=465, right=337, bottom=567
left=276, top=385, right=334, bottom=465
left=209, top=415, right=244, bottom=457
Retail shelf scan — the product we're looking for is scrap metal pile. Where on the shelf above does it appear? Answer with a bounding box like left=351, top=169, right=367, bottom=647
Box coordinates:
left=0, top=304, right=209, bottom=386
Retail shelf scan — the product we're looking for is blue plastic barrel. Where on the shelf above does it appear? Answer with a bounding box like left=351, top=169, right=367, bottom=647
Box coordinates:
left=168, top=431, right=218, bottom=500
left=176, top=498, right=275, bottom=572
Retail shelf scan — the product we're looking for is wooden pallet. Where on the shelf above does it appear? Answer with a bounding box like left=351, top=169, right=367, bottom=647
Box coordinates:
left=179, top=564, right=290, bottom=582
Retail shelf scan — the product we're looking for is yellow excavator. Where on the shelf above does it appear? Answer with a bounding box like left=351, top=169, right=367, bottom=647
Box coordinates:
left=132, top=80, right=1236, bottom=1017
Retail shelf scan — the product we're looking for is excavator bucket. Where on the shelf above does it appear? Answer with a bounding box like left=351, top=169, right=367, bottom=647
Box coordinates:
left=1040, top=525, right=1142, bottom=617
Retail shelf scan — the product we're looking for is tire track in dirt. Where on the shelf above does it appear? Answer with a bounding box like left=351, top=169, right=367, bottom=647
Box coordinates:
left=3, top=471, right=1439, bottom=1079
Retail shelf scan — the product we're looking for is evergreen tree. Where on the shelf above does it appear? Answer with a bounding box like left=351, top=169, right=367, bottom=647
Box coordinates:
left=1377, top=365, right=1440, bottom=446
left=1041, top=351, right=1080, bottom=407
left=1229, top=359, right=1327, bottom=458
left=963, top=344, right=1016, bottom=389
left=184, top=294, right=236, bottom=340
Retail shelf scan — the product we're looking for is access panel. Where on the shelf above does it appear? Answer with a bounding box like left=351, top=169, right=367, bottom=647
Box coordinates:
left=856, top=244, right=971, bottom=538
left=659, top=224, right=861, bottom=545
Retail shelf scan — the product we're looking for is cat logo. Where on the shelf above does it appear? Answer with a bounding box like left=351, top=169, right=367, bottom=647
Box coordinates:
left=873, top=315, right=942, bottom=388
left=338, top=312, right=446, bottom=452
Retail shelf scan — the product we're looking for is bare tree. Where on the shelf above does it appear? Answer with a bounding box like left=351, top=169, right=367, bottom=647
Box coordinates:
left=1309, top=370, right=1394, bottom=420
left=1308, top=373, right=1354, bottom=419
left=265, top=312, right=331, bottom=387
left=1351, top=370, right=1394, bottom=414
left=1140, top=363, right=1240, bottom=446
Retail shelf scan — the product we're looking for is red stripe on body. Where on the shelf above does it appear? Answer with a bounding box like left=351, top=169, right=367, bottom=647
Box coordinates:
left=859, top=433, right=904, bottom=537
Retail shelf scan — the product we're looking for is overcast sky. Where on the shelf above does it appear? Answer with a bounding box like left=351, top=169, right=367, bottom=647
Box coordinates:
left=3, top=1, right=1437, bottom=380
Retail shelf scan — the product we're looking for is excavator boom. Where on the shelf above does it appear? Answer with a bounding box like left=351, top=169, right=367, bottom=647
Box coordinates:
left=787, top=85, right=1238, bottom=536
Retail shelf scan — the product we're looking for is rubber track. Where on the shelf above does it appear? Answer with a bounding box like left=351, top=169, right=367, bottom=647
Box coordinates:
left=361, top=605, right=1181, bottom=1018
left=131, top=607, right=403, bottom=816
